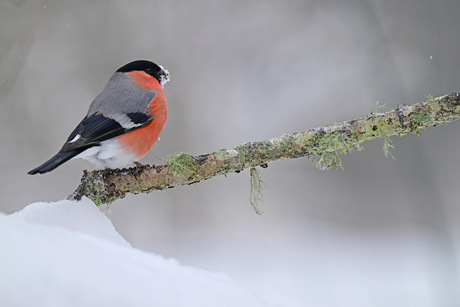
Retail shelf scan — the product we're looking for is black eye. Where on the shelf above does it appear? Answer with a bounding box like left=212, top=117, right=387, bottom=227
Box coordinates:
left=145, top=67, right=160, bottom=77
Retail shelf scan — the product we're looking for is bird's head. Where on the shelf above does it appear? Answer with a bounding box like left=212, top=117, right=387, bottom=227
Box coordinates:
left=117, top=60, right=170, bottom=88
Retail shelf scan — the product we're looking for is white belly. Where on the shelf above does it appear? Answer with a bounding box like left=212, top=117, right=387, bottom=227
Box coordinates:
left=73, top=139, right=138, bottom=169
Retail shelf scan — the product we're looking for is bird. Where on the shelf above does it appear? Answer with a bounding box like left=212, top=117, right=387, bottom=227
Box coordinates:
left=28, top=60, right=170, bottom=175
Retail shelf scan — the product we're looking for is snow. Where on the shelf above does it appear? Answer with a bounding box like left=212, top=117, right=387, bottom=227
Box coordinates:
left=9, top=198, right=129, bottom=246
left=0, top=198, right=269, bottom=307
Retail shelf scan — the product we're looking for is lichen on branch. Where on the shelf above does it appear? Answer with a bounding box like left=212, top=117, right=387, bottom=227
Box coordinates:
left=68, top=92, right=460, bottom=205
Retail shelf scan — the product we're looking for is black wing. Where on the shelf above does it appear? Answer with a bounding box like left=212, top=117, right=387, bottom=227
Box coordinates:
left=28, top=112, right=152, bottom=175
left=61, top=112, right=152, bottom=152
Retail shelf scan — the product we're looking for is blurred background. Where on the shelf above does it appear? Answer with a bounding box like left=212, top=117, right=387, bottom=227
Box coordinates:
left=1, top=0, right=460, bottom=306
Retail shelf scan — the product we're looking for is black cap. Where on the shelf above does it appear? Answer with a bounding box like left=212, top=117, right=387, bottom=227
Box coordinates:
left=116, top=60, right=167, bottom=84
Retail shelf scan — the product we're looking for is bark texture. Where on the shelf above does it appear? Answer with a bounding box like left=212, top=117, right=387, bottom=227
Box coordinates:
left=68, top=93, right=460, bottom=205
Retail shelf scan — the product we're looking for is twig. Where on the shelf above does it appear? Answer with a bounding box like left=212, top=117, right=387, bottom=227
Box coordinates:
left=68, top=93, right=460, bottom=205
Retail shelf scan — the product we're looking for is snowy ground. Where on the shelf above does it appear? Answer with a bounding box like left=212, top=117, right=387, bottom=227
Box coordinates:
left=0, top=199, right=270, bottom=307
left=3, top=197, right=459, bottom=306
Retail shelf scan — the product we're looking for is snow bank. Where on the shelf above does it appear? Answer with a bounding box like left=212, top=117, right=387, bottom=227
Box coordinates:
left=9, top=198, right=129, bottom=246
left=0, top=198, right=269, bottom=307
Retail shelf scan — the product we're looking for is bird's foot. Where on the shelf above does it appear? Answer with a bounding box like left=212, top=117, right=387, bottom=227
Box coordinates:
left=134, top=161, right=144, bottom=168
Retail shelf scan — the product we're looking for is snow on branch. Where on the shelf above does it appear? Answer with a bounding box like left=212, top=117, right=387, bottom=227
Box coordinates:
left=68, top=93, right=460, bottom=205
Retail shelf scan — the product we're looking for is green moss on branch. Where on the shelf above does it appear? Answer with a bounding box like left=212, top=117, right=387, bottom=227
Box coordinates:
left=68, top=93, right=460, bottom=205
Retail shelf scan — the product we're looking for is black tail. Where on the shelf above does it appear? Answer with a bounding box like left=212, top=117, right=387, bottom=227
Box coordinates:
left=28, top=149, right=86, bottom=175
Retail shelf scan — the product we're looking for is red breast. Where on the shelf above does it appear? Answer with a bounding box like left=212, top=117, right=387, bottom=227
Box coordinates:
left=117, top=71, right=168, bottom=159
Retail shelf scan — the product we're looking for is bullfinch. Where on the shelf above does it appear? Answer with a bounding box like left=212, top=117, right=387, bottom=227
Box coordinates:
left=28, top=60, right=169, bottom=175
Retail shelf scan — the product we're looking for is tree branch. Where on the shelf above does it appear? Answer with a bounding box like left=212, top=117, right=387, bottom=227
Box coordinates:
left=68, top=93, right=460, bottom=205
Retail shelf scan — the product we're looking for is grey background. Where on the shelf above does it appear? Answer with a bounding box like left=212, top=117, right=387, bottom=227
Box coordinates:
left=1, top=0, right=460, bottom=306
